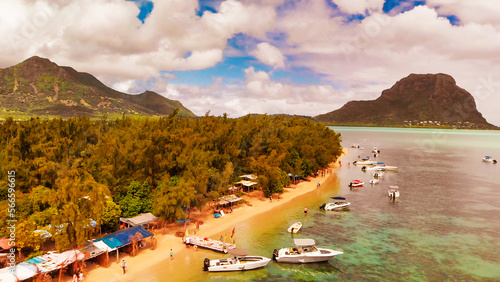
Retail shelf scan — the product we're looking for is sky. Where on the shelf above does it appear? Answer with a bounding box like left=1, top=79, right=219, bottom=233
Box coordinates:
left=1, top=0, right=500, bottom=126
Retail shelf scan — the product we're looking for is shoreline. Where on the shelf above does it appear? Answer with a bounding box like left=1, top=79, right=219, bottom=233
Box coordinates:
left=81, top=149, right=347, bottom=282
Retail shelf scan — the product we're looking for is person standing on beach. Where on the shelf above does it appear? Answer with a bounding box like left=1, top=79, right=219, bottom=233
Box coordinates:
left=170, top=249, right=174, bottom=260
left=121, top=259, right=127, bottom=274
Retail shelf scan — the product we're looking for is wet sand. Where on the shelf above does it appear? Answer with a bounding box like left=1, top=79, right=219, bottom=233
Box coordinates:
left=80, top=150, right=346, bottom=282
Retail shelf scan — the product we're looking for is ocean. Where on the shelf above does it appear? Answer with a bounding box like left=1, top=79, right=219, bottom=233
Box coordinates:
left=160, top=127, right=500, bottom=281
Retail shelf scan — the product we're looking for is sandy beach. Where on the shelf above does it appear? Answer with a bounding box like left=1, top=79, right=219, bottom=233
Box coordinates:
left=81, top=150, right=346, bottom=282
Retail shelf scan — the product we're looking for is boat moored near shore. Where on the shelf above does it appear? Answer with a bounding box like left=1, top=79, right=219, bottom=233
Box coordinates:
left=273, top=239, right=343, bottom=263
left=203, top=249, right=271, bottom=272
left=320, top=197, right=351, bottom=210
left=482, top=156, right=497, bottom=164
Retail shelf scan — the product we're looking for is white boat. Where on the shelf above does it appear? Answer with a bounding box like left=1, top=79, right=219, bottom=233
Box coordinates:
left=348, top=180, right=364, bottom=187
left=353, top=160, right=377, bottom=165
left=362, top=164, right=398, bottom=171
left=184, top=235, right=236, bottom=253
left=203, top=249, right=271, bottom=272
left=320, top=197, right=350, bottom=210
left=388, top=186, right=400, bottom=199
left=482, top=156, right=497, bottom=164
left=288, top=222, right=302, bottom=233
left=369, top=179, right=379, bottom=185
left=273, top=239, right=343, bottom=263
left=373, top=171, right=385, bottom=178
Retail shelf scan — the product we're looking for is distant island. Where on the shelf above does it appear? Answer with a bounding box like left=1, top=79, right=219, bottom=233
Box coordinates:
left=0, top=56, right=195, bottom=118
left=314, top=73, right=497, bottom=129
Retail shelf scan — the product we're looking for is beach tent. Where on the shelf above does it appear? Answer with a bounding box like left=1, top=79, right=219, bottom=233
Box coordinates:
left=95, top=226, right=153, bottom=262
left=0, top=262, right=38, bottom=281
left=82, top=241, right=106, bottom=259
left=110, top=226, right=154, bottom=246
left=120, top=212, right=158, bottom=227
left=235, top=180, right=258, bottom=192
left=0, top=238, right=10, bottom=250
left=23, top=250, right=85, bottom=274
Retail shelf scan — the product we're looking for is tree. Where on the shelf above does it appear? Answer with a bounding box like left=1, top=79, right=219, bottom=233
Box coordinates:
left=119, top=181, right=153, bottom=218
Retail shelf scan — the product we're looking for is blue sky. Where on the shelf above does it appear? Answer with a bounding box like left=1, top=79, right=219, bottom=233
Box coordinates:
left=128, top=0, right=462, bottom=88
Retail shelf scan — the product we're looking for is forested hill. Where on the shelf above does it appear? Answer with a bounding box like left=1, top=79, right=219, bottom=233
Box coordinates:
left=0, top=56, right=195, bottom=118
left=314, top=73, right=496, bottom=129
left=0, top=114, right=341, bottom=254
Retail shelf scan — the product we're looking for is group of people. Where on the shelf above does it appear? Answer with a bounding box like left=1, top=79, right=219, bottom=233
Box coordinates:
left=72, top=270, right=84, bottom=281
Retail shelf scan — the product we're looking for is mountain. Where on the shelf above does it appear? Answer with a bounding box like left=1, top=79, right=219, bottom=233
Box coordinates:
left=0, top=56, right=195, bottom=118
left=314, top=73, right=496, bottom=129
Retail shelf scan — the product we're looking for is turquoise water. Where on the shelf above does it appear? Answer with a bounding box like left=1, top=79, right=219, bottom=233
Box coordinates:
left=160, top=127, right=500, bottom=281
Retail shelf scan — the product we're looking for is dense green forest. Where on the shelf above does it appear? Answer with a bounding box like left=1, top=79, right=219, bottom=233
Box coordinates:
left=0, top=112, right=342, bottom=254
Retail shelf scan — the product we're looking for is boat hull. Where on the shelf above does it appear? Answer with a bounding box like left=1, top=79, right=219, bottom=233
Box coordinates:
left=324, top=202, right=350, bottom=210
left=287, top=222, right=302, bottom=233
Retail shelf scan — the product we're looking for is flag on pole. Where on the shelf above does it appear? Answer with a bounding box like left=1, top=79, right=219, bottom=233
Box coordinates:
left=196, top=219, right=200, bottom=230
left=230, top=227, right=235, bottom=238
left=184, top=221, right=188, bottom=237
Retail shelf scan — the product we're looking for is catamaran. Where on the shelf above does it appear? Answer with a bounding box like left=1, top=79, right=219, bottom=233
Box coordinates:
left=273, top=239, right=343, bottom=263
left=203, top=249, right=271, bottom=272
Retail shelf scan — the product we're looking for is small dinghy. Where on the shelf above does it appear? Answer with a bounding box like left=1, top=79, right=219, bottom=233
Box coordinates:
left=287, top=222, right=302, bottom=233
left=482, top=156, right=497, bottom=164
left=348, top=180, right=364, bottom=187
left=388, top=186, right=400, bottom=200
left=369, top=179, right=379, bottom=185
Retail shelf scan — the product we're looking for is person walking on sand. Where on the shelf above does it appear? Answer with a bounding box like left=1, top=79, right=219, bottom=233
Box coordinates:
left=79, top=271, right=84, bottom=281
left=170, top=249, right=174, bottom=260
left=121, top=259, right=127, bottom=274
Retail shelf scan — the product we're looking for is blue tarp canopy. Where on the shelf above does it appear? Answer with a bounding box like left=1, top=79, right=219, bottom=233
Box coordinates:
left=99, top=226, right=153, bottom=248
left=94, top=237, right=123, bottom=250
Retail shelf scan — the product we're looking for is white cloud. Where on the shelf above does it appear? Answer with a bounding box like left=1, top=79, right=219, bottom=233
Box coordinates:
left=1, top=1, right=500, bottom=125
left=251, top=42, right=285, bottom=68
left=275, top=3, right=500, bottom=125
left=0, top=0, right=277, bottom=80
left=333, top=0, right=385, bottom=14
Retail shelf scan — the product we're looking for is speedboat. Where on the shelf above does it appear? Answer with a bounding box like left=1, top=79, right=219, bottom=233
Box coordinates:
left=348, top=180, right=364, bottom=187
left=388, top=186, right=400, bottom=199
left=362, top=164, right=397, bottom=171
left=369, top=179, right=379, bottom=185
left=482, top=156, right=497, bottom=164
left=273, top=239, right=343, bottom=263
left=353, top=160, right=377, bottom=165
left=319, top=197, right=350, bottom=210
left=203, top=249, right=271, bottom=272
left=288, top=222, right=302, bottom=234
